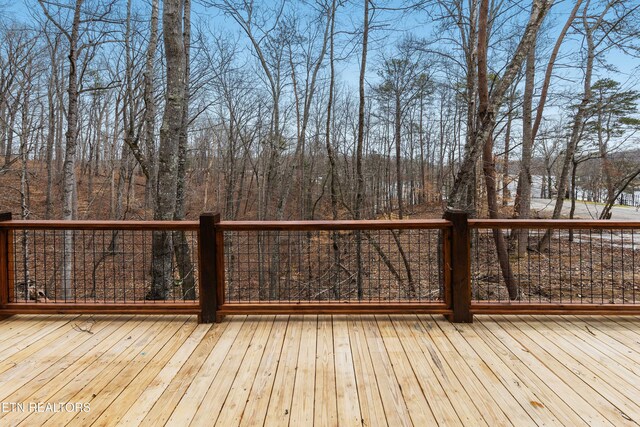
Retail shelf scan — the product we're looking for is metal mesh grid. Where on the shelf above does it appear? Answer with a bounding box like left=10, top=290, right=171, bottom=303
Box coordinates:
left=471, top=227, right=639, bottom=304
left=9, top=229, right=199, bottom=303
left=222, top=228, right=445, bottom=303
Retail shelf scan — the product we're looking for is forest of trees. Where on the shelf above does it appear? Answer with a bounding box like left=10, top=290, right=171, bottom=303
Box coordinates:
left=1, top=0, right=640, bottom=299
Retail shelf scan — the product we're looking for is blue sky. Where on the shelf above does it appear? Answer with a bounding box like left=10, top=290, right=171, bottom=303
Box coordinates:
left=4, top=0, right=639, bottom=97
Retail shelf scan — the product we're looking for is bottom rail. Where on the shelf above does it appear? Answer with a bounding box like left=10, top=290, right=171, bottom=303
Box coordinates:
left=5, top=301, right=639, bottom=317
left=218, top=302, right=452, bottom=315
left=472, top=302, right=640, bottom=316
left=0, top=302, right=200, bottom=315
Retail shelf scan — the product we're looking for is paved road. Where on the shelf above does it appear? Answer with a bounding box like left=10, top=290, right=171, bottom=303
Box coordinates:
left=530, top=198, right=640, bottom=220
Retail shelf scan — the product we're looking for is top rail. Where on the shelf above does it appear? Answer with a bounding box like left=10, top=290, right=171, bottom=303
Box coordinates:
left=3, top=218, right=639, bottom=231
left=217, top=219, right=452, bottom=231
left=469, top=219, right=640, bottom=229
left=2, top=218, right=639, bottom=231
left=0, top=220, right=199, bottom=231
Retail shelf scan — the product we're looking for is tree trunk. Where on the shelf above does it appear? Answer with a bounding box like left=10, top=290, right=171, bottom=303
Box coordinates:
left=419, top=93, right=426, bottom=204
left=173, top=0, right=196, bottom=301
left=354, top=0, right=370, bottom=300
left=477, top=0, right=547, bottom=300
left=539, top=2, right=595, bottom=250
left=600, top=167, right=640, bottom=219
left=3, top=105, right=16, bottom=166
left=531, top=0, right=583, bottom=141
left=20, top=82, right=31, bottom=287
left=45, top=70, right=56, bottom=219
left=395, top=95, right=404, bottom=218
left=143, top=0, right=159, bottom=210
left=569, top=159, right=578, bottom=241
left=480, top=104, right=518, bottom=300
left=325, top=0, right=340, bottom=298
left=150, top=0, right=185, bottom=300
left=502, top=90, right=514, bottom=207
left=447, top=0, right=552, bottom=211
left=57, top=0, right=83, bottom=300
left=515, top=33, right=536, bottom=257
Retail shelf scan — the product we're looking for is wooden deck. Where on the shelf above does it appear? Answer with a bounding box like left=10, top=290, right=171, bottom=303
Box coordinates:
left=0, top=314, right=639, bottom=426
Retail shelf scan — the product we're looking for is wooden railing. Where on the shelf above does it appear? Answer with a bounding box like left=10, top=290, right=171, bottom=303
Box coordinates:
left=210, top=214, right=453, bottom=320
left=0, top=212, right=200, bottom=316
left=1, top=211, right=639, bottom=323
left=469, top=218, right=640, bottom=316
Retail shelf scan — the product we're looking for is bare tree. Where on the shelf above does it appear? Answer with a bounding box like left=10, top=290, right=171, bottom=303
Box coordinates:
left=538, top=0, right=633, bottom=249
left=354, top=0, right=370, bottom=299
left=149, top=0, right=186, bottom=300
left=143, top=0, right=159, bottom=208
left=514, top=0, right=582, bottom=255
left=448, top=0, right=553, bottom=299
left=173, top=0, right=196, bottom=300
left=374, top=38, right=431, bottom=218
left=38, top=0, right=117, bottom=298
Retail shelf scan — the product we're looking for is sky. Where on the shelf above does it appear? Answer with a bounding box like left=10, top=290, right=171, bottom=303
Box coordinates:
left=3, top=0, right=639, bottom=101
left=193, top=1, right=640, bottom=93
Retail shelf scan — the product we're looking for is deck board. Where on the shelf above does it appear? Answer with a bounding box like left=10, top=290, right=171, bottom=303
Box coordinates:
left=239, top=316, right=288, bottom=426
left=132, top=320, right=230, bottom=427
left=392, top=316, right=488, bottom=427
left=499, top=315, right=640, bottom=424
left=0, top=316, right=127, bottom=409
left=369, top=315, right=437, bottom=426
left=288, top=316, right=317, bottom=426
left=348, top=316, right=391, bottom=427
left=477, top=316, right=614, bottom=426
left=214, top=315, right=274, bottom=426
left=0, top=314, right=639, bottom=426
left=333, top=316, right=362, bottom=427
left=473, top=317, right=602, bottom=426
left=93, top=322, right=212, bottom=427
left=313, top=314, right=338, bottom=427
left=263, top=314, right=303, bottom=426
left=523, top=316, right=640, bottom=391
left=163, top=316, right=247, bottom=426
left=40, top=317, right=183, bottom=427
left=430, top=316, right=536, bottom=426
left=0, top=315, right=53, bottom=348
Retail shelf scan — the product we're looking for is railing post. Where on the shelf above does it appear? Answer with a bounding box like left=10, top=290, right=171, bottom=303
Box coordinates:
left=443, top=210, right=472, bottom=323
left=198, top=213, right=221, bottom=323
left=0, top=212, right=12, bottom=317
left=214, top=214, right=226, bottom=322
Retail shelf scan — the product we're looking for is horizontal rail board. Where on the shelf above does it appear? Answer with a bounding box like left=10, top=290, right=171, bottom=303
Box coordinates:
left=217, top=219, right=452, bottom=231
left=472, top=303, right=640, bottom=315
left=4, top=219, right=639, bottom=231
left=0, top=302, right=200, bottom=315
left=0, top=220, right=199, bottom=231
left=469, top=219, right=640, bottom=229
left=218, top=302, right=452, bottom=315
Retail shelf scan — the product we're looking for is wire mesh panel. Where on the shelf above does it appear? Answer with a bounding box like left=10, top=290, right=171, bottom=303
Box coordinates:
left=9, top=228, right=199, bottom=304
left=222, top=228, right=445, bottom=304
left=471, top=227, right=639, bottom=304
